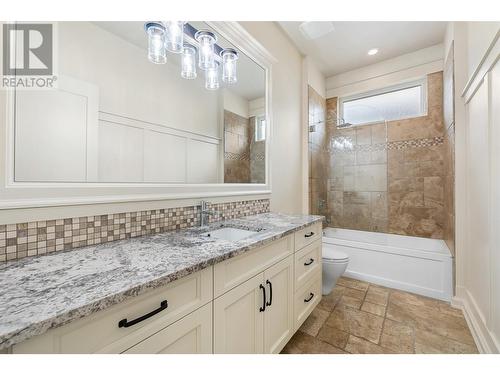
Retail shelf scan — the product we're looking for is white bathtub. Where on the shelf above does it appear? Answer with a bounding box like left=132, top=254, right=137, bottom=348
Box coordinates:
left=322, top=227, right=453, bottom=301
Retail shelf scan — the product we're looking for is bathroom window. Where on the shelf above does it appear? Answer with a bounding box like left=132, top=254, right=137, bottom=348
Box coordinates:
left=255, top=116, right=266, bottom=142
left=339, top=79, right=427, bottom=126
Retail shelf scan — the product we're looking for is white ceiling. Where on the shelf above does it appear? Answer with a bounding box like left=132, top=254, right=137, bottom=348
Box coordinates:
left=278, top=21, right=447, bottom=77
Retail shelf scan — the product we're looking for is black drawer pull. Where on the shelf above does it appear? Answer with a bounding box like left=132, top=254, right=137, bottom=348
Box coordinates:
left=266, top=280, right=273, bottom=307
left=304, top=232, right=315, bottom=238
left=304, top=258, right=314, bottom=266
left=118, top=300, right=168, bottom=328
left=304, top=293, right=314, bottom=303
left=259, top=284, right=266, bottom=312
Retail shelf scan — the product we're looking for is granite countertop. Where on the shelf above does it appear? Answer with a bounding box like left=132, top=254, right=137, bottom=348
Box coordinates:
left=0, top=212, right=323, bottom=349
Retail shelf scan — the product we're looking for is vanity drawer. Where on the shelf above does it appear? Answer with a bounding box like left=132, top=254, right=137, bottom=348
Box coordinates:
left=294, top=223, right=322, bottom=251
left=214, top=235, right=293, bottom=298
left=294, top=273, right=321, bottom=331
left=294, top=239, right=322, bottom=291
left=122, top=302, right=213, bottom=354
left=13, top=267, right=213, bottom=354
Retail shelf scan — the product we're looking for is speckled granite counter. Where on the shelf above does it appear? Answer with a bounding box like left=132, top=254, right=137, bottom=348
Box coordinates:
left=0, top=212, right=323, bottom=349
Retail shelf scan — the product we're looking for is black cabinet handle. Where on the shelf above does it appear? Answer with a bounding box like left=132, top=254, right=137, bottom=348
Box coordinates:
left=266, top=280, right=273, bottom=306
left=118, top=300, right=168, bottom=328
left=259, top=284, right=266, bottom=312
left=304, top=293, right=314, bottom=303
left=304, top=232, right=315, bottom=238
left=304, top=258, right=314, bottom=266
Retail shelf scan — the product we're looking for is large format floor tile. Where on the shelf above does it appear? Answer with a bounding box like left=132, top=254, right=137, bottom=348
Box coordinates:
left=281, top=276, right=479, bottom=355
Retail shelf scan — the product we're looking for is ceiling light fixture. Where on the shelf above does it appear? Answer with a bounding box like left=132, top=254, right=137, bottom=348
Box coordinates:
left=368, top=48, right=379, bottom=56
left=144, top=22, right=239, bottom=91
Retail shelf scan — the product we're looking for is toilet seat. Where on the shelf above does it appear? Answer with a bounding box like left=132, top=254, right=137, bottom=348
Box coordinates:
left=322, top=248, right=349, bottom=263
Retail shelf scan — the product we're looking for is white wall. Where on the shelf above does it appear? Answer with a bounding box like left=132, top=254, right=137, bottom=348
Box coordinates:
left=305, top=56, right=326, bottom=98
left=223, top=89, right=249, bottom=118
left=326, top=44, right=444, bottom=98
left=451, top=21, right=500, bottom=353
left=248, top=97, right=266, bottom=117
left=466, top=22, right=500, bottom=77
left=240, top=22, right=303, bottom=214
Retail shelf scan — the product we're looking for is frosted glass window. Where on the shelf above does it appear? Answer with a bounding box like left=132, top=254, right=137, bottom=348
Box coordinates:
left=341, top=84, right=425, bottom=125
left=255, top=116, right=266, bottom=142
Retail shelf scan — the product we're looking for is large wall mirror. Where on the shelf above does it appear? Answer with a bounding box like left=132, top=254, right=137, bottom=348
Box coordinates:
left=12, top=21, right=267, bottom=187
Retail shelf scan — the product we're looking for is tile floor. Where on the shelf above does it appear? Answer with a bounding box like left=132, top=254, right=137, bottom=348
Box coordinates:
left=281, top=277, right=479, bottom=354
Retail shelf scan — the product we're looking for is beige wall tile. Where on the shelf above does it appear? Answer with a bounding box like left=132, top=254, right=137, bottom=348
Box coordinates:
left=355, top=164, right=387, bottom=192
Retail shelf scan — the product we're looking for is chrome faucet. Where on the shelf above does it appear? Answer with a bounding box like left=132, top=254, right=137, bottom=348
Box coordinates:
left=200, top=200, right=219, bottom=227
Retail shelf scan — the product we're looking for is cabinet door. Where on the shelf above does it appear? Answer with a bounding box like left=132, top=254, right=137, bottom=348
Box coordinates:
left=213, top=273, right=265, bottom=354
left=122, top=303, right=212, bottom=354
left=263, top=255, right=294, bottom=354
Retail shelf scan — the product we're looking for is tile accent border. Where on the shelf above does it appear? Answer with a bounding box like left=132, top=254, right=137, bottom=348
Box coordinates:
left=328, top=136, right=444, bottom=154
left=0, top=199, right=270, bottom=263
left=386, top=136, right=444, bottom=150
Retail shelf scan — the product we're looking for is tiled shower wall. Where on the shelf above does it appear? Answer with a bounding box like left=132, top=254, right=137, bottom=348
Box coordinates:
left=224, top=110, right=266, bottom=184
left=309, top=72, right=448, bottom=239
left=327, top=119, right=388, bottom=232
left=386, top=72, right=445, bottom=238
left=308, top=86, right=328, bottom=218
left=0, top=199, right=270, bottom=263
left=224, top=110, right=251, bottom=183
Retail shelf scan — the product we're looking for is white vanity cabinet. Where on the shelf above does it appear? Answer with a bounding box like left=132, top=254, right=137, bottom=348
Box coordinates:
left=123, top=303, right=213, bottom=354
left=213, top=223, right=322, bottom=354
left=213, top=255, right=294, bottom=354
left=12, top=267, right=213, bottom=354
left=10, top=222, right=322, bottom=354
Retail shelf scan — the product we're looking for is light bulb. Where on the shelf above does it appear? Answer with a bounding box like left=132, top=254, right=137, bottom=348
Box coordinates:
left=205, top=61, right=220, bottom=90
left=195, top=30, right=216, bottom=70
left=220, top=48, right=238, bottom=84
left=181, top=44, right=197, bottom=79
left=145, top=22, right=167, bottom=64
left=164, top=21, right=185, bottom=53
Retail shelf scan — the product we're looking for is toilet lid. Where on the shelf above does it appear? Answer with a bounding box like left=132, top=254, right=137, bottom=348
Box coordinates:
left=323, top=248, right=349, bottom=261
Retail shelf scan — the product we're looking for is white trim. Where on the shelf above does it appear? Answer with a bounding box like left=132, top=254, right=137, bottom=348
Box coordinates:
left=0, top=190, right=271, bottom=210
left=0, top=21, right=275, bottom=211
left=462, top=30, right=500, bottom=103
left=453, top=287, right=500, bottom=353
left=338, top=77, right=427, bottom=127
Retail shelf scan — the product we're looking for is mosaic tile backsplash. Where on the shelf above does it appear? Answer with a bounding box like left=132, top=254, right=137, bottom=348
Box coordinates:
left=0, top=199, right=270, bottom=262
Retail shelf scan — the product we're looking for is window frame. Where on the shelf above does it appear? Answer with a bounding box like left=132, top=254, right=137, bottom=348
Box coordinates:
left=255, top=115, right=266, bottom=142
left=338, top=77, right=428, bottom=127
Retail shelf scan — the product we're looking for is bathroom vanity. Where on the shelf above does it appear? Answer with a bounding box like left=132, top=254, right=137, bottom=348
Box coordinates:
left=0, top=213, right=322, bottom=354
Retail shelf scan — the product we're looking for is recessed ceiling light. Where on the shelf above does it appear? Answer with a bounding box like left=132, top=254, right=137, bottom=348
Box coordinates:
left=368, top=48, right=379, bottom=56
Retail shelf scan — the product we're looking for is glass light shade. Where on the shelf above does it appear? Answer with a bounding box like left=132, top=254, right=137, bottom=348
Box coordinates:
left=181, top=44, right=197, bottom=79
left=221, top=48, right=238, bottom=84
left=195, top=30, right=217, bottom=70
left=205, top=61, right=220, bottom=90
left=164, top=21, right=185, bottom=53
left=146, top=23, right=167, bottom=64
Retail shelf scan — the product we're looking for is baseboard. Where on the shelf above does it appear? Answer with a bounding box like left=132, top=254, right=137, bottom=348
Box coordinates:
left=452, top=286, right=500, bottom=354
left=344, top=270, right=451, bottom=302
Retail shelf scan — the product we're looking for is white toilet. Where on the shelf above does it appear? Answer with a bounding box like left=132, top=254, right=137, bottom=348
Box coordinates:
left=322, top=245, right=349, bottom=295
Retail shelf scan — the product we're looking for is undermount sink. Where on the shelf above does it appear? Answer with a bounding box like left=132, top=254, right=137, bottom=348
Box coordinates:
left=204, top=227, right=257, bottom=242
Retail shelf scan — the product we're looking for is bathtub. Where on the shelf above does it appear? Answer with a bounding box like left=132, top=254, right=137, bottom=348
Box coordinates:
left=322, top=227, right=453, bottom=301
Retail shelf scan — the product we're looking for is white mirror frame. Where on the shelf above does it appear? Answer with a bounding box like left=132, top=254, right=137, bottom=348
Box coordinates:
left=0, top=21, right=277, bottom=210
